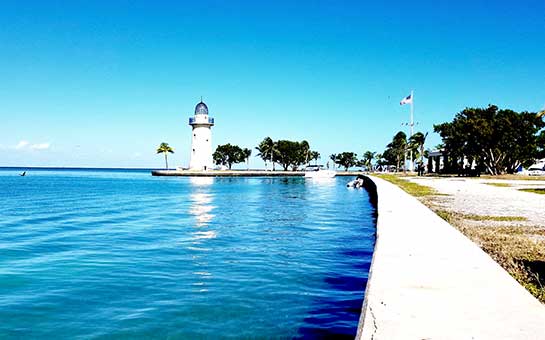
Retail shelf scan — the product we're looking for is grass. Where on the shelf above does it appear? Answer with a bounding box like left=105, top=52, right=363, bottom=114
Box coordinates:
left=459, top=213, right=527, bottom=222
left=374, top=174, right=440, bottom=197
left=519, top=188, right=545, bottom=195
left=485, top=182, right=511, bottom=187
left=479, top=174, right=545, bottom=181
left=375, top=172, right=545, bottom=303
left=434, top=209, right=545, bottom=302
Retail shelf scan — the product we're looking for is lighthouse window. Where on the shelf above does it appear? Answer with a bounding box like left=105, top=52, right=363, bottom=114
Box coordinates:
left=193, top=134, right=196, bottom=137
left=206, top=139, right=209, bottom=142
left=193, top=149, right=195, bottom=152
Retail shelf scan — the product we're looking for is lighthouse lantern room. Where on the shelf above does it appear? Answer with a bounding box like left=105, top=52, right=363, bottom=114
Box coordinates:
left=188, top=100, right=215, bottom=170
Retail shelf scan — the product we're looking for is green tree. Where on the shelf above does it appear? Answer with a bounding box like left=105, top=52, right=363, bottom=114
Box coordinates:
left=434, top=105, right=545, bottom=175
left=310, top=151, right=320, bottom=165
left=361, top=151, right=376, bottom=170
left=335, top=152, right=358, bottom=171
left=156, top=142, right=174, bottom=169
left=383, top=132, right=407, bottom=171
left=242, top=148, right=252, bottom=170
left=213, top=143, right=245, bottom=169
left=274, top=140, right=297, bottom=170
left=272, top=140, right=312, bottom=170
left=409, top=132, right=428, bottom=169
left=373, top=153, right=385, bottom=167
left=328, top=154, right=336, bottom=169
left=256, top=137, right=276, bottom=170
left=537, top=130, right=545, bottom=160
left=300, top=140, right=311, bottom=164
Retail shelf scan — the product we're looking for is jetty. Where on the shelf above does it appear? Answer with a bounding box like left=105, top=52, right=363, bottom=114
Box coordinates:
left=357, top=175, right=545, bottom=339
left=151, top=170, right=359, bottom=177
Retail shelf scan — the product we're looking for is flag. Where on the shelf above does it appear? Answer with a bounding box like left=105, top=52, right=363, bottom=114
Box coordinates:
left=400, top=94, right=412, bottom=105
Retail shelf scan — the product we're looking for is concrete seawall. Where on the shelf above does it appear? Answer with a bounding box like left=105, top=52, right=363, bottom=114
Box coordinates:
left=357, top=175, right=545, bottom=339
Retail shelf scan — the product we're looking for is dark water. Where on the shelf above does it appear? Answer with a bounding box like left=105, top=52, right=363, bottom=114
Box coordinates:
left=0, top=169, right=375, bottom=339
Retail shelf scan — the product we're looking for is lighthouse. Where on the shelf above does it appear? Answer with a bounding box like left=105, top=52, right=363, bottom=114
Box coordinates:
left=188, top=100, right=215, bottom=170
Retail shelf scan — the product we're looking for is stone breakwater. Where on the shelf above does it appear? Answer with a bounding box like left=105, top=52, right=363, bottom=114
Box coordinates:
left=357, top=175, right=545, bottom=340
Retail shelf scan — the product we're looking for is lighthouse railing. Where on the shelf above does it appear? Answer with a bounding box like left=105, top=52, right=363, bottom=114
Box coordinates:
left=189, top=117, right=214, bottom=125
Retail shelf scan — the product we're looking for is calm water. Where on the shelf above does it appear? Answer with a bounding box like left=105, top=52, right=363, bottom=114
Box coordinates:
left=0, top=169, right=375, bottom=339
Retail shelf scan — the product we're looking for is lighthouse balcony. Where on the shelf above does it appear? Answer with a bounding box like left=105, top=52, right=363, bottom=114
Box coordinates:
left=189, top=117, right=214, bottom=125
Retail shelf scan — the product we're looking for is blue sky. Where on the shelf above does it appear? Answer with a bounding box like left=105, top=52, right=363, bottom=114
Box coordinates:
left=1, top=1, right=544, bottom=168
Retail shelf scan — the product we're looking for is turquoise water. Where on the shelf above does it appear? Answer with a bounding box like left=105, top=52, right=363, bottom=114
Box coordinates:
left=0, top=169, right=375, bottom=339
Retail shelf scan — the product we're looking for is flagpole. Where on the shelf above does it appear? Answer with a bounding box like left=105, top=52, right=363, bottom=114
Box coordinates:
left=410, top=90, right=414, bottom=172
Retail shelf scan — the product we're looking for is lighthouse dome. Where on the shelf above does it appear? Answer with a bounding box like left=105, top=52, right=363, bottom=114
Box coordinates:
left=195, top=101, right=209, bottom=115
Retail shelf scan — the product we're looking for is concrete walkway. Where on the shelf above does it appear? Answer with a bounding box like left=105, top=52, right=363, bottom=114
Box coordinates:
left=357, top=176, right=545, bottom=340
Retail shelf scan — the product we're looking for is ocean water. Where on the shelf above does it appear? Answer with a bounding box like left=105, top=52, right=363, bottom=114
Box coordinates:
left=0, top=169, right=376, bottom=339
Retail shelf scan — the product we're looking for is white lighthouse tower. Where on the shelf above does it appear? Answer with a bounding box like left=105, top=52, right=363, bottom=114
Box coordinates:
left=188, top=100, right=215, bottom=170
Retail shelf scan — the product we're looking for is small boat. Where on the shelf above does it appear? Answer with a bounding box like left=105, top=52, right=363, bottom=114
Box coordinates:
left=347, top=175, right=366, bottom=188
left=304, top=167, right=336, bottom=179
left=19, top=171, right=26, bottom=177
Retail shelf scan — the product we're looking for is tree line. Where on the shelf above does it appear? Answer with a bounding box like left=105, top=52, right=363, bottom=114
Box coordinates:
left=434, top=105, right=544, bottom=175
left=370, top=104, right=545, bottom=175
left=216, top=138, right=382, bottom=171
left=213, top=137, right=319, bottom=171
left=158, top=104, right=544, bottom=174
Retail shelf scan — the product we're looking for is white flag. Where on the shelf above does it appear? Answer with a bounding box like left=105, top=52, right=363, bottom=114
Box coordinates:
left=400, top=94, right=412, bottom=105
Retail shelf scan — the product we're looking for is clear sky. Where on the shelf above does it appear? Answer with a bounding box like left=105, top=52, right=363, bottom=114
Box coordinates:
left=1, top=0, right=544, bottom=168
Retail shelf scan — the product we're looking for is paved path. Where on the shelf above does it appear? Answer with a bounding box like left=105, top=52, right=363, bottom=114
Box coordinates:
left=406, top=177, right=545, bottom=226
left=358, top=176, right=545, bottom=340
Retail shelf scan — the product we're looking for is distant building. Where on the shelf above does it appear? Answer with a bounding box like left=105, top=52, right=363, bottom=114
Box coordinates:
left=188, top=100, right=215, bottom=170
left=427, top=149, right=446, bottom=173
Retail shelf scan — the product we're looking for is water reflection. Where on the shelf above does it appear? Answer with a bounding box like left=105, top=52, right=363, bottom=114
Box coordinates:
left=189, top=177, right=214, bottom=187
left=187, top=178, right=217, bottom=292
left=189, top=177, right=216, bottom=228
left=189, top=192, right=215, bottom=227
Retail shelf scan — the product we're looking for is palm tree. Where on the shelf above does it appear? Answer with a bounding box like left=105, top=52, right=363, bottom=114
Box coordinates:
left=387, top=132, right=407, bottom=172
left=409, top=132, right=428, bottom=169
left=329, top=154, right=337, bottom=170
left=300, top=140, right=311, bottom=164
left=256, top=137, right=277, bottom=171
left=242, top=148, right=252, bottom=170
left=310, top=151, right=320, bottom=165
left=156, top=142, right=174, bottom=169
left=362, top=151, right=376, bottom=171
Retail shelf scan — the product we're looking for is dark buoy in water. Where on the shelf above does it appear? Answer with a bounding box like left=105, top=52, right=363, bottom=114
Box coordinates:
left=19, top=171, right=26, bottom=176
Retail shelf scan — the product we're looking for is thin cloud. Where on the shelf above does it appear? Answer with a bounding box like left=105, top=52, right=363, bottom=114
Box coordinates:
left=15, top=140, right=30, bottom=149
left=31, top=143, right=51, bottom=150
left=13, top=140, right=51, bottom=151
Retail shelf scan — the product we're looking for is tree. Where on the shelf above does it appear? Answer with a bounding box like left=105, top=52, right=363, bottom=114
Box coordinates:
left=242, top=148, right=252, bottom=170
left=384, top=132, right=407, bottom=171
left=213, top=143, right=246, bottom=169
left=156, top=142, right=174, bottom=169
left=537, top=130, right=545, bottom=160
left=310, top=151, right=320, bottom=165
left=274, top=140, right=308, bottom=170
left=329, top=154, right=337, bottom=169
left=256, top=137, right=276, bottom=171
left=335, top=152, right=358, bottom=171
left=434, top=105, right=545, bottom=175
left=374, top=153, right=386, bottom=167
left=361, top=151, right=376, bottom=171
left=409, top=132, right=428, bottom=169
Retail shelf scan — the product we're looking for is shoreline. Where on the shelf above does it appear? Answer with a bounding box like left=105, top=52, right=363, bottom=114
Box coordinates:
left=151, top=169, right=362, bottom=177
left=357, top=175, right=545, bottom=339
